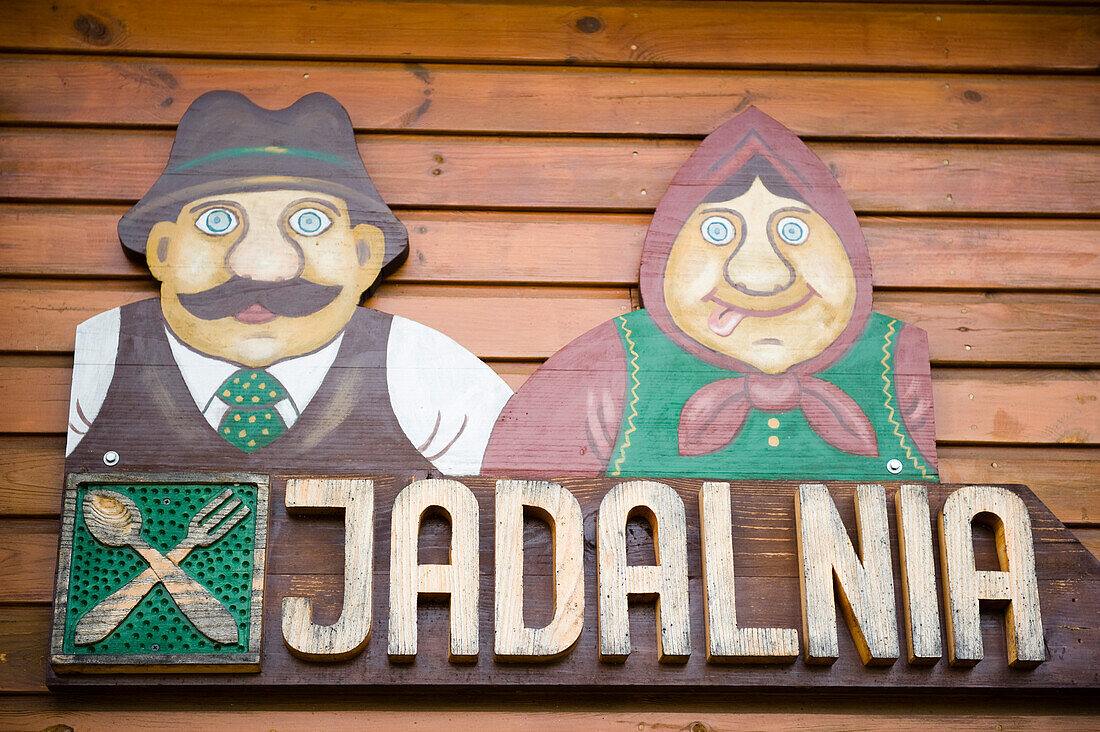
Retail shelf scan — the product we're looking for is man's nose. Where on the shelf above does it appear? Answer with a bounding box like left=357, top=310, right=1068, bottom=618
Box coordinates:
left=225, top=220, right=304, bottom=281
left=723, top=225, right=795, bottom=296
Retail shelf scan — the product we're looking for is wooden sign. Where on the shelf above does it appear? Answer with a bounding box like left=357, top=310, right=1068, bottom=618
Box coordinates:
left=48, top=94, right=1097, bottom=688
left=49, top=477, right=1098, bottom=688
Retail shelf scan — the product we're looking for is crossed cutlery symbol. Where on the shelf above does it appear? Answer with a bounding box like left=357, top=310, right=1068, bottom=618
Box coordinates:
left=74, top=488, right=250, bottom=646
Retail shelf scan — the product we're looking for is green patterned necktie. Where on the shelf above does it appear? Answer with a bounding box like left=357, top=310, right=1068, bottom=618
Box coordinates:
left=216, top=368, right=289, bottom=452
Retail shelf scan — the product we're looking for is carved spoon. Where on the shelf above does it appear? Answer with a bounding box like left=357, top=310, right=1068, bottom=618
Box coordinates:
left=80, top=489, right=239, bottom=645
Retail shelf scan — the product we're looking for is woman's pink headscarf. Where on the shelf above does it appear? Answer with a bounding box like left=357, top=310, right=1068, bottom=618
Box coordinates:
left=639, top=108, right=880, bottom=457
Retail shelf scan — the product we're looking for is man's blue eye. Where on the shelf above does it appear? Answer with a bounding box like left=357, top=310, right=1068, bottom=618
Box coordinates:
left=776, top=216, right=809, bottom=245
left=700, top=215, right=735, bottom=245
left=195, top=208, right=238, bottom=235
left=289, top=208, right=332, bottom=236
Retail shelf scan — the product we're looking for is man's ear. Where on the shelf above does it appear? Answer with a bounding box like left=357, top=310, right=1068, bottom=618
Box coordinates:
left=145, top=221, right=176, bottom=283
left=351, top=223, right=387, bottom=291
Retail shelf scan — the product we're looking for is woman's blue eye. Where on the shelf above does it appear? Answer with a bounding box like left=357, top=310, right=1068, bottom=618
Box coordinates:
left=289, top=208, right=332, bottom=236
left=700, top=215, right=735, bottom=245
left=195, top=208, right=238, bottom=235
left=776, top=216, right=809, bottom=245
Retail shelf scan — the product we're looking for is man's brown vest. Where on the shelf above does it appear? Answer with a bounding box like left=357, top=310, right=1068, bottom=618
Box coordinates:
left=66, top=299, right=432, bottom=477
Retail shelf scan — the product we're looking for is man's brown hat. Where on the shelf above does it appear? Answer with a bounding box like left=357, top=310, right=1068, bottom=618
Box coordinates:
left=118, top=91, right=408, bottom=270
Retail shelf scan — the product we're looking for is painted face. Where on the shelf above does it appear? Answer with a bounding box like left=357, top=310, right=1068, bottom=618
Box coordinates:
left=146, top=189, right=386, bottom=366
left=663, top=178, right=857, bottom=374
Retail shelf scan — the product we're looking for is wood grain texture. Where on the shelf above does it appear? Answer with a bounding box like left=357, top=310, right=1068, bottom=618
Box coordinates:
left=0, top=604, right=52, bottom=693
left=1074, top=528, right=1100, bottom=561
left=937, top=447, right=1100, bottom=526
left=4, top=702, right=1100, bottom=732
left=896, top=484, right=943, bottom=664
left=0, top=484, right=1082, bottom=602
left=494, top=480, right=584, bottom=661
left=0, top=283, right=632, bottom=360
left=282, top=478, right=374, bottom=661
left=939, top=485, right=1046, bottom=668
left=0, top=518, right=58, bottom=601
left=3, top=284, right=1096, bottom=366
left=699, top=481, right=799, bottom=663
left=4, top=129, right=1098, bottom=214
left=795, top=483, right=900, bottom=665
left=1, top=2, right=1095, bottom=71
left=2, top=56, right=1098, bottom=140
left=597, top=480, right=691, bottom=662
left=32, top=479, right=1095, bottom=690
left=5, top=207, right=1099, bottom=291
left=1, top=441, right=1090, bottom=522
left=4, top=366, right=1099, bottom=447
left=388, top=478, right=480, bottom=662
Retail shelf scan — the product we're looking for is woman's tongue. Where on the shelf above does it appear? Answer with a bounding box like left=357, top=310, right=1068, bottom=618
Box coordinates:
left=708, top=306, right=745, bottom=337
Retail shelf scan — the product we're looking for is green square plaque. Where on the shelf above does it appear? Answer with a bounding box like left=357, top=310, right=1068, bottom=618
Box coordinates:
left=50, top=472, right=269, bottom=673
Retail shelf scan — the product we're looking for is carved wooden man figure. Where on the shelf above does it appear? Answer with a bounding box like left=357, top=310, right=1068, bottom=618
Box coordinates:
left=485, top=108, right=937, bottom=481
left=66, top=91, right=511, bottom=476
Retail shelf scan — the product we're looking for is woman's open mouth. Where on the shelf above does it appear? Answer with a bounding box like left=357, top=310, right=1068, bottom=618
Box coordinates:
left=702, top=287, right=817, bottom=337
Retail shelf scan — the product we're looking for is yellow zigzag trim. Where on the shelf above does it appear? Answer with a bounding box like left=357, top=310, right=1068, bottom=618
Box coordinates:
left=610, top=315, right=642, bottom=476
left=880, top=319, right=933, bottom=480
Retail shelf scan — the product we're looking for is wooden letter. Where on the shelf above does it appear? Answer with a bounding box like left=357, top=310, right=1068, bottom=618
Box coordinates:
left=494, top=480, right=585, bottom=660
left=795, top=483, right=899, bottom=666
left=597, top=480, right=690, bottom=662
left=282, top=478, right=374, bottom=661
left=388, top=478, right=479, bottom=662
left=939, top=485, right=1045, bottom=668
left=895, top=484, right=942, bottom=664
left=699, top=481, right=799, bottom=663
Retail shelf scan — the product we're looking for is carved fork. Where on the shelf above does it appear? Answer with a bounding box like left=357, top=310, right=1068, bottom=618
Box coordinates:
left=74, top=489, right=251, bottom=646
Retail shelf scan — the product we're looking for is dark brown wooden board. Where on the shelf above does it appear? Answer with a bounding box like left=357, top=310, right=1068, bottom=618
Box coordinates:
left=2, top=284, right=1098, bottom=366
left=3, top=206, right=1100, bottom=291
left=4, top=437, right=1099, bottom=527
left=3, top=56, right=1098, bottom=140
left=4, top=129, right=1098, bottom=215
left=48, top=479, right=1100, bottom=689
left=2, top=2, right=1095, bottom=71
left=6, top=704, right=1100, bottom=730
left=4, top=365, right=1099, bottom=446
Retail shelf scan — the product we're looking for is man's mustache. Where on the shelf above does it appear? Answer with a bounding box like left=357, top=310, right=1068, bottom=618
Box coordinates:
left=176, top=277, right=343, bottom=320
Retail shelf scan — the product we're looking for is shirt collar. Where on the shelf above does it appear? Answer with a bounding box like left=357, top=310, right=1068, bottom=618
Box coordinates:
left=164, top=327, right=345, bottom=415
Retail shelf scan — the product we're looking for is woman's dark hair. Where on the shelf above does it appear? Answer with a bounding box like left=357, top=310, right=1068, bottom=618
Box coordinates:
left=701, top=153, right=807, bottom=205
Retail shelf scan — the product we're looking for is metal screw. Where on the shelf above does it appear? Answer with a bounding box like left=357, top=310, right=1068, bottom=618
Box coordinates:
left=886, top=459, right=903, bottom=474
left=151, top=643, right=159, bottom=651
left=102, top=450, right=119, bottom=466
left=162, top=498, right=171, bottom=505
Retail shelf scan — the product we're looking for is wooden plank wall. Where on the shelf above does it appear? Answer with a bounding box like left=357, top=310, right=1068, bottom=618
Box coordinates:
left=0, top=1, right=1097, bottom=728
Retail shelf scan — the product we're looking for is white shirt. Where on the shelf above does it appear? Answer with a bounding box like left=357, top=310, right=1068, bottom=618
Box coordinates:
left=66, top=309, right=513, bottom=475
left=165, top=327, right=342, bottom=431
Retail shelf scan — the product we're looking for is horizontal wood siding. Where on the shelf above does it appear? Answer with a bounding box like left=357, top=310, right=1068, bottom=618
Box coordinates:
left=0, top=0, right=1096, bottom=726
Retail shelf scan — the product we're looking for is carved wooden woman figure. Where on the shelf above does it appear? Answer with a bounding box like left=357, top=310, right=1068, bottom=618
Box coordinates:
left=483, top=108, right=937, bottom=481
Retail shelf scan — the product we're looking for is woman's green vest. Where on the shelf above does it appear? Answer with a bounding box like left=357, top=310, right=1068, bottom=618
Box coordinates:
left=607, top=309, right=938, bottom=481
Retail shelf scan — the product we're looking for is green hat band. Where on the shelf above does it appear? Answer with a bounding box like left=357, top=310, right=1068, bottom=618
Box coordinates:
left=172, top=146, right=355, bottom=172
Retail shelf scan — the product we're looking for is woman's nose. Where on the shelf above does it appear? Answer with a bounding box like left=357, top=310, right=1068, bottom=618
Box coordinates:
left=225, top=219, right=304, bottom=281
left=723, top=226, right=795, bottom=296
